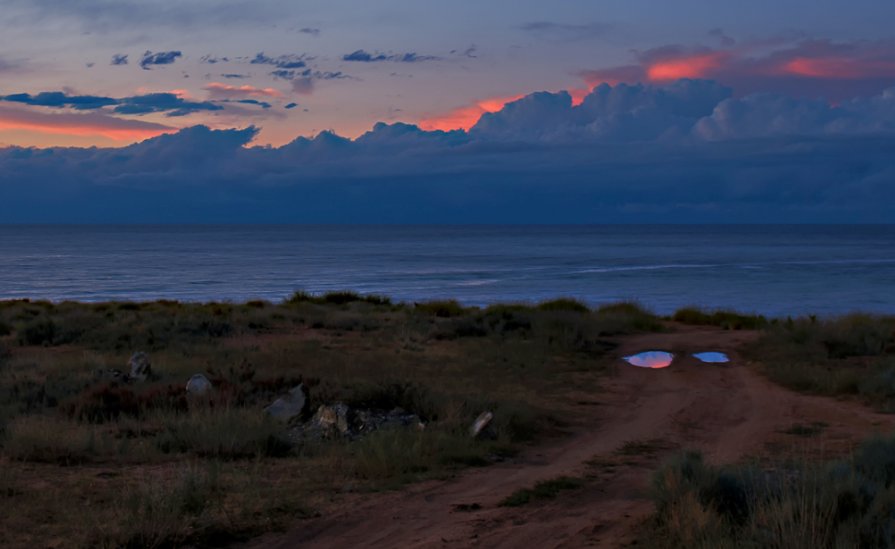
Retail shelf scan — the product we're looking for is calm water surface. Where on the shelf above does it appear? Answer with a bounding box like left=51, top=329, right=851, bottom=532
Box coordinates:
left=1, top=225, right=893, bottom=316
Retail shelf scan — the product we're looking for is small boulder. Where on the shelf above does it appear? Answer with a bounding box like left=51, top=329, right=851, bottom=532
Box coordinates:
left=264, top=384, right=309, bottom=422
left=313, top=403, right=352, bottom=435
left=128, top=352, right=152, bottom=382
left=469, top=411, right=494, bottom=439
left=185, top=374, right=213, bottom=396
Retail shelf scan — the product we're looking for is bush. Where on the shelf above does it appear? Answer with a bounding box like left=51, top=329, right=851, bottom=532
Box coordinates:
left=646, top=439, right=895, bottom=548
left=536, top=298, right=589, bottom=313
left=672, top=307, right=767, bottom=330
left=414, top=300, right=468, bottom=318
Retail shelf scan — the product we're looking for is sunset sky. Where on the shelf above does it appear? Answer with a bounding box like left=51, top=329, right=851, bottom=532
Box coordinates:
left=2, top=0, right=895, bottom=147
left=2, top=1, right=895, bottom=223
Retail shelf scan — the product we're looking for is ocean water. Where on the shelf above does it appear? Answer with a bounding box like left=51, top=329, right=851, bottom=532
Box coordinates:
left=0, top=225, right=893, bottom=317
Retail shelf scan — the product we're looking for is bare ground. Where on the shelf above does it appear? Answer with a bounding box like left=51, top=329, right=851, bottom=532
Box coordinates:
left=252, top=326, right=895, bottom=548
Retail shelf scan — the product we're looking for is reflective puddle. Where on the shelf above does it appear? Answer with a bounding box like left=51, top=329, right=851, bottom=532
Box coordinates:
left=623, top=351, right=674, bottom=369
left=693, top=352, right=730, bottom=363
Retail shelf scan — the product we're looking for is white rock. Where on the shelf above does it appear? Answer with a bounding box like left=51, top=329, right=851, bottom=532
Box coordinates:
left=186, top=374, right=213, bottom=396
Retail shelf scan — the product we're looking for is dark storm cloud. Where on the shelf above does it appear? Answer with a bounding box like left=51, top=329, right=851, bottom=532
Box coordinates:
left=342, top=49, right=439, bottom=63
left=113, top=93, right=222, bottom=116
left=2, top=81, right=895, bottom=223
left=250, top=52, right=307, bottom=69
left=140, top=50, right=182, bottom=70
left=1, top=90, right=221, bottom=116
left=2, top=91, right=118, bottom=110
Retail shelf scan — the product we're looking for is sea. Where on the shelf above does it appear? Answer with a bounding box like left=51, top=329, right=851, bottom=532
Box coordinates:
left=1, top=225, right=893, bottom=317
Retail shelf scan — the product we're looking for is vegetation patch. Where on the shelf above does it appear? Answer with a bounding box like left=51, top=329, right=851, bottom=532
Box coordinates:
left=499, top=476, right=584, bottom=507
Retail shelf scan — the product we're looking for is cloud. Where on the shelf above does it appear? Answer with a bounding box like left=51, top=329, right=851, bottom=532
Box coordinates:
left=342, top=49, right=439, bottom=63
left=450, top=45, right=478, bottom=59
left=0, top=103, right=173, bottom=140
left=284, top=102, right=298, bottom=109
left=114, top=93, right=222, bottom=116
left=269, top=69, right=350, bottom=95
left=250, top=52, right=307, bottom=69
left=3, top=81, right=895, bottom=223
left=140, top=50, right=182, bottom=70
left=519, top=21, right=611, bottom=41
left=298, top=27, right=319, bottom=36
left=419, top=94, right=526, bottom=131
left=2, top=91, right=118, bottom=110
left=217, top=99, right=272, bottom=109
left=1, top=90, right=222, bottom=117
left=110, top=53, right=128, bottom=65
left=581, top=38, right=895, bottom=101
left=204, top=82, right=283, bottom=99
left=200, top=55, right=229, bottom=64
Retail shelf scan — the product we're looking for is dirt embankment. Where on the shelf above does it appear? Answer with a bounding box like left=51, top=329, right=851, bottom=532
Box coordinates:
left=255, top=326, right=895, bottom=548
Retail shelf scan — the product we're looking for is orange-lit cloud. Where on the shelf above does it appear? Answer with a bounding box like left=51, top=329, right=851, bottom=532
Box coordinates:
left=419, top=94, right=525, bottom=131
left=779, top=57, right=895, bottom=79
left=204, top=82, right=283, bottom=99
left=646, top=52, right=727, bottom=81
left=0, top=105, right=175, bottom=142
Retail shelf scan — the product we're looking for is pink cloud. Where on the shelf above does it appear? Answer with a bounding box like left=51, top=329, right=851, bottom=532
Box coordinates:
left=580, top=39, right=895, bottom=100
left=0, top=104, right=175, bottom=141
left=204, top=82, right=284, bottom=99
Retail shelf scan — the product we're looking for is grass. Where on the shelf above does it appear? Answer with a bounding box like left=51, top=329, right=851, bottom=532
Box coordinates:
left=744, top=313, right=895, bottom=410
left=499, top=475, right=584, bottom=507
left=644, top=435, right=895, bottom=548
left=0, top=293, right=658, bottom=547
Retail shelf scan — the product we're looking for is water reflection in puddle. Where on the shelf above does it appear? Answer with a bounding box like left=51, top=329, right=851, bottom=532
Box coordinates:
left=693, top=352, right=730, bottom=363
left=623, top=351, right=674, bottom=369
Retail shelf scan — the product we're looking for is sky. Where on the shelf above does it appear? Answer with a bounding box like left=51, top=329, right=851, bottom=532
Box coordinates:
left=1, top=0, right=895, bottom=222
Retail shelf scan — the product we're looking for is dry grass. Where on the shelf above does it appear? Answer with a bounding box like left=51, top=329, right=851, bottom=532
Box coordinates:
left=0, top=295, right=654, bottom=547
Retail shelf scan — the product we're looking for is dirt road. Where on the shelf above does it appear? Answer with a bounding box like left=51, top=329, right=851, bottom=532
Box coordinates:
left=256, top=327, right=895, bottom=548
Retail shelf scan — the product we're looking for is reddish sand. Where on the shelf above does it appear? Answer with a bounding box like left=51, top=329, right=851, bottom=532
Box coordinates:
left=253, top=327, right=895, bottom=548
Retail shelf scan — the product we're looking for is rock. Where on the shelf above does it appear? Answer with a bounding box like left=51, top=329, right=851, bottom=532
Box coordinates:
left=128, top=352, right=152, bottom=382
left=264, top=384, right=309, bottom=422
left=469, top=411, right=494, bottom=438
left=313, top=403, right=352, bottom=435
left=185, top=374, right=213, bottom=396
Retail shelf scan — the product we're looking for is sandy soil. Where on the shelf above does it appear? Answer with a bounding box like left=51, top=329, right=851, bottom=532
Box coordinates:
left=252, top=326, right=895, bottom=548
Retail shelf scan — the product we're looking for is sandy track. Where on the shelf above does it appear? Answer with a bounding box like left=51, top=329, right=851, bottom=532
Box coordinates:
left=255, top=327, right=895, bottom=548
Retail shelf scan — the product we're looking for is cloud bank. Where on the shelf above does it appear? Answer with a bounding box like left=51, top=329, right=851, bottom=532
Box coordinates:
left=1, top=80, right=894, bottom=223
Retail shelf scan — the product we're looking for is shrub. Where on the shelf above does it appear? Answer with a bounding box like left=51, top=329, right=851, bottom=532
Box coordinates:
left=18, top=318, right=56, bottom=346
left=536, top=298, right=590, bottom=313
left=594, top=302, right=664, bottom=334
left=672, top=307, right=767, bottom=330
left=414, top=300, right=468, bottom=318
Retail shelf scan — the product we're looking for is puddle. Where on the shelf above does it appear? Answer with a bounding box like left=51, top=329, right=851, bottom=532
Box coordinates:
left=623, top=351, right=674, bottom=369
left=693, top=352, right=730, bottom=363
